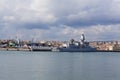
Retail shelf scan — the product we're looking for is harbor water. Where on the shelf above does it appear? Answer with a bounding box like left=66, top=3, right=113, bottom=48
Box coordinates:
left=0, top=51, right=120, bottom=80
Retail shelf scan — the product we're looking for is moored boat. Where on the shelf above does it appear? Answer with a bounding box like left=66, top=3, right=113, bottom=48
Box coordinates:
left=58, top=34, right=97, bottom=52
left=32, top=46, right=52, bottom=51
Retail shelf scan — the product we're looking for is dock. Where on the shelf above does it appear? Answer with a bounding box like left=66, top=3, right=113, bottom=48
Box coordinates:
left=0, top=48, right=31, bottom=51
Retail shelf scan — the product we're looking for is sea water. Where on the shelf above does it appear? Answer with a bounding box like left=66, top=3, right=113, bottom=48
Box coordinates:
left=0, top=51, right=120, bottom=80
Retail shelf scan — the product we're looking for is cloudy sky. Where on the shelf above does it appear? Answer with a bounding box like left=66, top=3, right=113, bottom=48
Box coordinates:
left=0, top=0, right=120, bottom=41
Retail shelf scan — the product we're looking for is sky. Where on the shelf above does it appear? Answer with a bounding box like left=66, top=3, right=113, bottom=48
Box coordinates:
left=0, top=0, right=120, bottom=41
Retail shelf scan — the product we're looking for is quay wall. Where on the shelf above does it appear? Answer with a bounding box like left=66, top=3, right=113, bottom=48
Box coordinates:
left=0, top=48, right=31, bottom=51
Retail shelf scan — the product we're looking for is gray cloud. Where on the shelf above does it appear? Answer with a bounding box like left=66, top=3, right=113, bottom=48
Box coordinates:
left=0, top=0, right=120, bottom=40
left=17, top=22, right=50, bottom=29
left=50, top=0, right=120, bottom=27
left=1, top=0, right=120, bottom=28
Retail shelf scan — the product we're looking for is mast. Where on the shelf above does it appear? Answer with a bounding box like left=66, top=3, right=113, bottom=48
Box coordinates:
left=80, top=33, right=85, bottom=44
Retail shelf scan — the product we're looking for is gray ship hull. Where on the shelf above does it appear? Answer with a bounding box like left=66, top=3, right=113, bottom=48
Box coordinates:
left=32, top=47, right=52, bottom=51
left=59, top=48, right=96, bottom=52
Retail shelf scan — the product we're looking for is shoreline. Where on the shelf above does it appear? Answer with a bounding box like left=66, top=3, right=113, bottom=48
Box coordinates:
left=0, top=48, right=120, bottom=52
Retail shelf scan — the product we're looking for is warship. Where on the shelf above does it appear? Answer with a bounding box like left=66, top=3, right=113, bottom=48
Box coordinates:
left=58, top=34, right=97, bottom=52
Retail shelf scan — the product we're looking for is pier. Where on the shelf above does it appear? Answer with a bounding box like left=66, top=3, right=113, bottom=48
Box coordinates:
left=0, top=48, right=31, bottom=51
